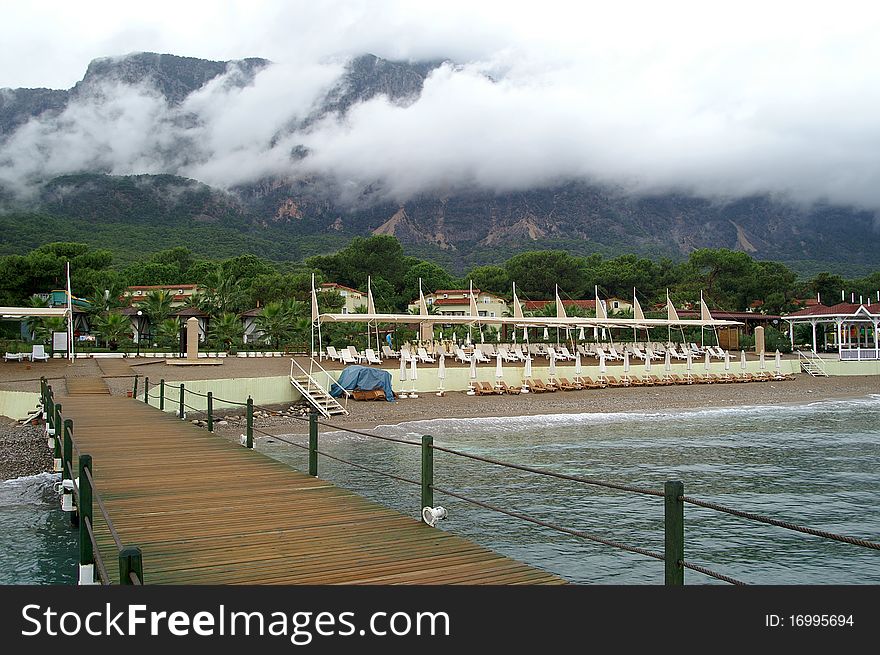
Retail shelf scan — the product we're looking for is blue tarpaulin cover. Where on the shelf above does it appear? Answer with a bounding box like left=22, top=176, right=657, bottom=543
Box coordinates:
left=330, top=365, right=395, bottom=401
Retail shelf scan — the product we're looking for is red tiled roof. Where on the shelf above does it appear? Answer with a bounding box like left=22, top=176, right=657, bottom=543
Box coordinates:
left=319, top=283, right=361, bottom=295
left=679, top=310, right=781, bottom=320
left=523, top=299, right=596, bottom=310
left=433, top=289, right=482, bottom=295
left=432, top=298, right=474, bottom=306
left=785, top=302, right=880, bottom=318
left=127, top=284, right=198, bottom=291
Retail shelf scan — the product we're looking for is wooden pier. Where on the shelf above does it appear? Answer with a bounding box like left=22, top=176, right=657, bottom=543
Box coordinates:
left=58, top=380, right=563, bottom=585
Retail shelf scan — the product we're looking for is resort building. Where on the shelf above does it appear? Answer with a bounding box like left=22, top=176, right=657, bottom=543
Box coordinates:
left=523, top=299, right=597, bottom=315
left=407, top=289, right=508, bottom=318
left=318, top=283, right=365, bottom=314
left=123, top=284, right=200, bottom=306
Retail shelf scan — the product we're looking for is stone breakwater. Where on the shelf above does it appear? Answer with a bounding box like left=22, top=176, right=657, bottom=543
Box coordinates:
left=0, top=422, right=52, bottom=480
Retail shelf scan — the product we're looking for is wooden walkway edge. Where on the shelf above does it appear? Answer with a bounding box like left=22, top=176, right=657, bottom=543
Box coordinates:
left=60, top=388, right=564, bottom=585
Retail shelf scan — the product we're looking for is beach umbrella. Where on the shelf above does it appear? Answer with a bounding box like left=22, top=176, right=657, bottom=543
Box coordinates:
left=623, top=350, right=630, bottom=374
left=686, top=351, right=692, bottom=374
left=496, top=351, right=503, bottom=379
left=480, top=328, right=484, bottom=344
left=437, top=353, right=446, bottom=394
left=525, top=354, right=532, bottom=378
left=470, top=351, right=477, bottom=379
left=575, top=351, right=582, bottom=375
left=579, top=327, right=585, bottom=341
left=774, top=349, right=781, bottom=373
left=409, top=355, right=418, bottom=398
left=740, top=350, right=747, bottom=370
left=599, top=351, right=607, bottom=374
left=664, top=349, right=671, bottom=372
left=549, top=350, right=556, bottom=377
left=465, top=333, right=472, bottom=346
left=644, top=352, right=651, bottom=373
left=543, top=327, right=549, bottom=340
left=704, top=350, right=711, bottom=372
left=523, top=327, right=528, bottom=341
left=724, top=351, right=731, bottom=371
left=398, top=353, right=408, bottom=398
left=759, top=351, right=766, bottom=370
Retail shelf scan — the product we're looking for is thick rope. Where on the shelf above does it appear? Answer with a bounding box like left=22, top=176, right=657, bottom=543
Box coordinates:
left=431, top=484, right=665, bottom=562
left=431, top=445, right=664, bottom=497
left=681, top=560, right=746, bottom=586
left=83, top=466, right=123, bottom=551
left=84, top=516, right=111, bottom=585
left=681, top=495, right=880, bottom=551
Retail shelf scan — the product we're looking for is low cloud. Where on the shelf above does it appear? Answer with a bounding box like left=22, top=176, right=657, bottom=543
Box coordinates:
left=2, top=1, right=880, bottom=210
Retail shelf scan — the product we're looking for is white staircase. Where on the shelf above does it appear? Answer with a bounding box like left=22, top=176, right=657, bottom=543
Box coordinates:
left=797, top=350, right=829, bottom=377
left=289, top=358, right=349, bottom=418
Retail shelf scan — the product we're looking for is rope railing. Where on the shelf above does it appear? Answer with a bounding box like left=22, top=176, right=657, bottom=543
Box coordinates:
left=680, top=495, right=880, bottom=551
left=83, top=465, right=123, bottom=551
left=83, top=517, right=111, bottom=585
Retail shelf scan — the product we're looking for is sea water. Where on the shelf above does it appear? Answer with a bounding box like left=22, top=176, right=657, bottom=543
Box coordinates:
left=262, top=396, right=880, bottom=585
left=2, top=396, right=878, bottom=584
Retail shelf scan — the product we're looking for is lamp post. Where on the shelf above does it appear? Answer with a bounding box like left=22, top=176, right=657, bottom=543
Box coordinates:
left=136, top=310, right=143, bottom=358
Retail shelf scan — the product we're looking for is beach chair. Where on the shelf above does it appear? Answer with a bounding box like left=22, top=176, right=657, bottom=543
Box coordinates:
left=512, top=344, right=528, bottom=361
left=339, top=349, right=357, bottom=365
left=472, top=348, right=491, bottom=363
left=630, top=375, right=651, bottom=386
left=454, top=347, right=472, bottom=363
left=364, top=348, right=382, bottom=365
left=557, top=377, right=580, bottom=391
left=577, top=376, right=603, bottom=389
left=416, top=347, right=436, bottom=363
left=30, top=345, right=50, bottom=362
left=631, top=346, right=648, bottom=361
left=497, top=346, right=518, bottom=363
left=381, top=345, right=399, bottom=359
left=648, top=375, right=672, bottom=386
left=607, top=345, right=626, bottom=361
left=669, top=374, right=691, bottom=385
left=524, top=379, right=546, bottom=393
left=4, top=352, right=27, bottom=362
left=474, top=381, right=501, bottom=395
left=531, top=378, right=555, bottom=392
left=325, top=346, right=343, bottom=362
left=605, top=376, right=628, bottom=388
left=346, top=346, right=366, bottom=363
left=495, top=380, right=520, bottom=395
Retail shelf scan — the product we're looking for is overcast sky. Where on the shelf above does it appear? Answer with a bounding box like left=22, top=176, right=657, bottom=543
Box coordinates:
left=2, top=0, right=880, bottom=208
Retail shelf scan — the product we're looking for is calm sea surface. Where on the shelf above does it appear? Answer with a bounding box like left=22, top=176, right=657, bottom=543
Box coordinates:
left=3, top=396, right=879, bottom=584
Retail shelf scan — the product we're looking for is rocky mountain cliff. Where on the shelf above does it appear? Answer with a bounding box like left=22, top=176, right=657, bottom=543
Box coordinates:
left=1, top=52, right=878, bottom=275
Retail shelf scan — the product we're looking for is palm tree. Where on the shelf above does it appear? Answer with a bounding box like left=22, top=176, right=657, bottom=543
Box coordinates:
left=254, top=302, right=294, bottom=348
left=209, top=312, right=244, bottom=352
left=31, top=316, right=67, bottom=346
left=201, top=269, right=247, bottom=316
left=155, top=318, right=181, bottom=349
left=94, top=312, right=131, bottom=350
left=138, top=289, right=174, bottom=324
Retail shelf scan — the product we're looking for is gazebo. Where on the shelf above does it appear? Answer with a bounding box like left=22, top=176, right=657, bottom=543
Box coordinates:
left=784, top=302, right=880, bottom=359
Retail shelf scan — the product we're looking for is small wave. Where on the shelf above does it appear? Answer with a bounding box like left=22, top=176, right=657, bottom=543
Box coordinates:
left=2, top=472, right=59, bottom=486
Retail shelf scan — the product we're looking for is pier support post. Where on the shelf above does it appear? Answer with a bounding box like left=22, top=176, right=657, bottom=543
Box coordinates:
left=159, top=379, right=165, bottom=411
left=664, top=480, right=684, bottom=586
left=52, top=403, right=62, bottom=472
left=179, top=383, right=185, bottom=419
left=421, top=435, right=434, bottom=511
left=144, top=377, right=149, bottom=404
left=119, top=546, right=144, bottom=585
left=308, top=410, right=318, bottom=476
left=207, top=392, right=214, bottom=432
left=78, top=454, right=94, bottom=585
left=246, top=397, right=254, bottom=449
left=62, top=418, right=77, bottom=526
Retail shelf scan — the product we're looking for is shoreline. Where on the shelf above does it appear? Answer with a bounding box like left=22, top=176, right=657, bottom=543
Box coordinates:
left=208, top=374, right=880, bottom=439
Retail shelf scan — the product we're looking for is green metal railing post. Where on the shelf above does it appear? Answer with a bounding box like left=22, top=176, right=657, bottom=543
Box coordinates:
left=78, top=454, right=94, bottom=576
left=179, top=384, right=185, bottom=419
left=159, top=379, right=165, bottom=411
left=132, top=375, right=138, bottom=400
left=246, top=397, right=254, bottom=448
left=308, top=410, right=318, bottom=476
left=143, top=377, right=149, bottom=404
left=53, top=403, right=62, bottom=472
left=421, top=435, right=434, bottom=510
left=207, top=392, right=214, bottom=432
left=665, top=480, right=685, bottom=586
left=119, top=546, right=144, bottom=585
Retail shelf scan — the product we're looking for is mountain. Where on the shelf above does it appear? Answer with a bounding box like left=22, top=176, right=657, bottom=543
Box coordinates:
left=1, top=52, right=878, bottom=276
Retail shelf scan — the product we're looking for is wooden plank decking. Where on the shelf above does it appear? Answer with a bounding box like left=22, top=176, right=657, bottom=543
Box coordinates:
left=60, top=384, right=564, bottom=585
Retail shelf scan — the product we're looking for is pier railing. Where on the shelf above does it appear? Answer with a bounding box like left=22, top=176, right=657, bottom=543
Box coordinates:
left=41, top=378, right=143, bottom=585
left=134, top=377, right=880, bottom=586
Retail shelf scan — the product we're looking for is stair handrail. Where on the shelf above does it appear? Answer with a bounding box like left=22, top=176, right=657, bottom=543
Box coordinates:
left=796, top=349, right=828, bottom=376
left=289, top=358, right=350, bottom=413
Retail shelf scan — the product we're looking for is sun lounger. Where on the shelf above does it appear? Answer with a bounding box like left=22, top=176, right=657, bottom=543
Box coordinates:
left=474, top=381, right=501, bottom=395
left=495, top=380, right=520, bottom=394
left=472, top=348, right=491, bottom=363
left=605, top=376, right=628, bottom=388
left=30, top=345, right=50, bottom=362
left=648, top=375, right=672, bottom=386
left=454, top=347, right=472, bottom=363
left=4, top=352, right=28, bottom=362
left=381, top=345, right=399, bottom=359
left=365, top=348, right=382, bottom=365
left=557, top=377, right=579, bottom=391
left=530, top=378, right=556, bottom=392
left=524, top=379, right=544, bottom=393
left=558, top=346, right=577, bottom=360
left=577, top=376, right=605, bottom=389
left=669, top=374, right=691, bottom=385
left=416, top=347, right=436, bottom=363
left=339, top=349, right=357, bottom=365
left=325, top=346, right=343, bottom=362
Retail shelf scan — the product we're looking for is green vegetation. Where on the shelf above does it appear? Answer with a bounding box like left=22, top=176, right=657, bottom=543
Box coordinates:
left=2, top=235, right=879, bottom=354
